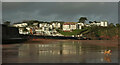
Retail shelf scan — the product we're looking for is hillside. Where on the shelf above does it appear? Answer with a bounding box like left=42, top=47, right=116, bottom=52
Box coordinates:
left=84, top=25, right=120, bottom=40
left=57, top=23, right=120, bottom=40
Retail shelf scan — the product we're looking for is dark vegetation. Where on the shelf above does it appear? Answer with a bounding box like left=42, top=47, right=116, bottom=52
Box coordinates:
left=83, top=24, right=120, bottom=40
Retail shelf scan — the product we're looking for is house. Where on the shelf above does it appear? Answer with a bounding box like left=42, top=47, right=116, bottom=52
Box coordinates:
left=18, top=27, right=29, bottom=34
left=35, top=29, right=42, bottom=34
left=77, top=23, right=84, bottom=26
left=63, top=22, right=76, bottom=31
left=13, top=22, right=28, bottom=27
left=39, top=23, right=48, bottom=28
left=63, top=24, right=70, bottom=31
left=85, top=24, right=90, bottom=27
left=89, top=21, right=108, bottom=27
left=52, top=22, right=61, bottom=28
left=70, top=24, right=76, bottom=30
left=26, top=27, right=31, bottom=33
left=39, top=23, right=42, bottom=28
left=49, top=25, right=53, bottom=29
left=77, top=25, right=82, bottom=29
left=13, top=23, right=22, bottom=27
left=89, top=21, right=101, bottom=26
left=33, top=22, right=38, bottom=26
left=13, top=23, right=29, bottom=34
left=21, top=23, right=28, bottom=27
left=77, top=23, right=84, bottom=29
left=100, top=21, right=108, bottom=27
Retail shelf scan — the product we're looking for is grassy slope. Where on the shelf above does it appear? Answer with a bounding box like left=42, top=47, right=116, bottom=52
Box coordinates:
left=57, top=28, right=88, bottom=36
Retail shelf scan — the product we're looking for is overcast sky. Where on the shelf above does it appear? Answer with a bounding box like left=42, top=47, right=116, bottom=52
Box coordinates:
left=2, top=2, right=118, bottom=24
left=2, top=0, right=119, bottom=2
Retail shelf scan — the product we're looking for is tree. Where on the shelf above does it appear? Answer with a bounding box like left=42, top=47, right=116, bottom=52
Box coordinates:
left=89, top=21, right=93, bottom=23
left=116, top=24, right=120, bottom=27
left=78, top=17, right=87, bottom=23
left=4, top=21, right=10, bottom=26
left=93, top=21, right=97, bottom=23
left=108, top=23, right=115, bottom=28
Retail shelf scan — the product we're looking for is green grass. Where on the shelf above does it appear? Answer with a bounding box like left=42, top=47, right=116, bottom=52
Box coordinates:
left=57, top=28, right=88, bottom=36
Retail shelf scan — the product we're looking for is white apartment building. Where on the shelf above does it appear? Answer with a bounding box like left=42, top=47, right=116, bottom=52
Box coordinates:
left=63, top=23, right=77, bottom=31
left=70, top=24, right=76, bottom=30
left=63, top=24, right=70, bottom=31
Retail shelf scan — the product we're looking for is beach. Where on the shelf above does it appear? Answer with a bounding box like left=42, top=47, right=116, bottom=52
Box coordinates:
left=2, top=39, right=118, bottom=63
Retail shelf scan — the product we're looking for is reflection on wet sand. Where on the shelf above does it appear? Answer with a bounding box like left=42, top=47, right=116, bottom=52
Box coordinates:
left=2, top=40, right=118, bottom=63
left=104, top=55, right=111, bottom=62
left=18, top=42, right=83, bottom=56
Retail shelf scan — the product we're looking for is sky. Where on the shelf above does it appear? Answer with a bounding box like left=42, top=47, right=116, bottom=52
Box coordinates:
left=2, top=2, right=118, bottom=24
left=1, top=0, right=119, bottom=2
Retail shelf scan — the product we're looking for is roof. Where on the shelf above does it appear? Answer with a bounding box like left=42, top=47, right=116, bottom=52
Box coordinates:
left=63, top=22, right=76, bottom=25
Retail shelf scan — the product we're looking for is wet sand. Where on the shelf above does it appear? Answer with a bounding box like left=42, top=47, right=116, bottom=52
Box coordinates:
left=26, top=39, right=118, bottom=47
left=2, top=39, right=118, bottom=63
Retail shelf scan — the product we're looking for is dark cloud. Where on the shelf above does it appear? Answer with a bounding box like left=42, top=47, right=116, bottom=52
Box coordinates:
left=2, top=2, right=118, bottom=24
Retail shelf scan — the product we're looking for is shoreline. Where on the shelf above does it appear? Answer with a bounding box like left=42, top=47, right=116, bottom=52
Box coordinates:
left=29, top=38, right=118, bottom=42
left=26, top=38, right=118, bottom=47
